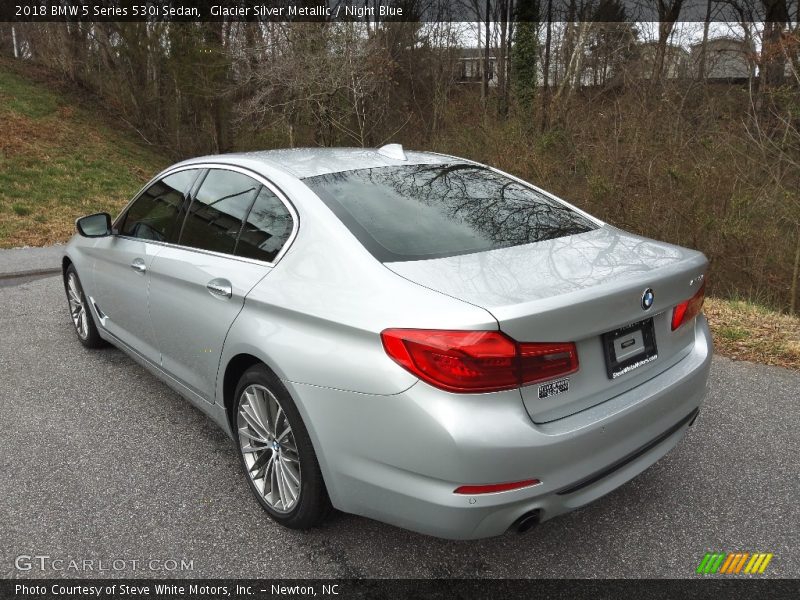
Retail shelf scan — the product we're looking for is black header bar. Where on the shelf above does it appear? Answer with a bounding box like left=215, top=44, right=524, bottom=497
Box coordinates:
left=3, top=0, right=800, bottom=23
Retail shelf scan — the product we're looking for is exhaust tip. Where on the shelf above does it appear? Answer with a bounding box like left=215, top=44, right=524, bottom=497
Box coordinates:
left=511, top=510, right=540, bottom=534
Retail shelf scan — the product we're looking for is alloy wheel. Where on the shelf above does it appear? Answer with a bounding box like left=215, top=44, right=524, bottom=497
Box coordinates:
left=67, top=273, right=89, bottom=340
left=237, top=384, right=302, bottom=513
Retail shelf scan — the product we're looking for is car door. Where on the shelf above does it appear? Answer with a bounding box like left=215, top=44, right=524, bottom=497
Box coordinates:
left=89, top=169, right=201, bottom=363
left=147, top=167, right=296, bottom=402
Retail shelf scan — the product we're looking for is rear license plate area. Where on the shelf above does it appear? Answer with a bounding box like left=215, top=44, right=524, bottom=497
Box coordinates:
left=602, top=318, right=658, bottom=379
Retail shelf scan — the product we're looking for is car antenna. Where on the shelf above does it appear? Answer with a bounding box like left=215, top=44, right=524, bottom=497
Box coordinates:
left=377, top=143, right=407, bottom=161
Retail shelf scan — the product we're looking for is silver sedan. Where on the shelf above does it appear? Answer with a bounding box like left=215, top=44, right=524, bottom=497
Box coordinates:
left=63, top=145, right=712, bottom=539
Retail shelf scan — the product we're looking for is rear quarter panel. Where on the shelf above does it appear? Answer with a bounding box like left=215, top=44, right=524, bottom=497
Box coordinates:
left=218, top=195, right=501, bottom=397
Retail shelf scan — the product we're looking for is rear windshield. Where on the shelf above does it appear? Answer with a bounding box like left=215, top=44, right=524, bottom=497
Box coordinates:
left=303, top=164, right=597, bottom=262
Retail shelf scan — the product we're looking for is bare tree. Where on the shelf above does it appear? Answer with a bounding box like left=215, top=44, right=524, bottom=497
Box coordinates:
left=541, top=0, right=553, bottom=131
left=236, top=23, right=395, bottom=148
left=652, top=0, right=685, bottom=81
left=697, top=0, right=714, bottom=79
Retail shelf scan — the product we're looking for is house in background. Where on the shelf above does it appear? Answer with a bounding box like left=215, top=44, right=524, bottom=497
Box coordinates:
left=689, top=36, right=755, bottom=82
left=634, top=41, right=690, bottom=79
left=454, top=37, right=770, bottom=89
left=457, top=47, right=499, bottom=86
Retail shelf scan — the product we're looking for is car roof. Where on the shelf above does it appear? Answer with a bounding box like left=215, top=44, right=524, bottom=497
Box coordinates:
left=175, top=147, right=455, bottom=179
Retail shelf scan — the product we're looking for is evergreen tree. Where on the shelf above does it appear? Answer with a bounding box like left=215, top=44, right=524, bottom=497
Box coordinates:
left=512, top=1, right=539, bottom=118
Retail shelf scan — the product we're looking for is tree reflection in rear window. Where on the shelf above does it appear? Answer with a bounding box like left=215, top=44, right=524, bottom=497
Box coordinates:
left=303, top=163, right=597, bottom=262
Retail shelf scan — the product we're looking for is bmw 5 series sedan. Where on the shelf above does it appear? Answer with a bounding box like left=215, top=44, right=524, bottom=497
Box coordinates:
left=63, top=145, right=712, bottom=539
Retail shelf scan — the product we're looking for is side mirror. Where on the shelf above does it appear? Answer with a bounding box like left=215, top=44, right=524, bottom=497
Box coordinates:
left=76, top=213, right=113, bottom=238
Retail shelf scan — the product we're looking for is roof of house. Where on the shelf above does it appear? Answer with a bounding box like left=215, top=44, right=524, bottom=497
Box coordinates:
left=689, top=36, right=754, bottom=50
left=457, top=47, right=501, bottom=59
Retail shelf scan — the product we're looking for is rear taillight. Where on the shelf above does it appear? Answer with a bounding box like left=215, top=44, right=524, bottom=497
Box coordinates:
left=671, top=281, right=706, bottom=331
left=518, top=342, right=579, bottom=385
left=380, top=329, right=578, bottom=393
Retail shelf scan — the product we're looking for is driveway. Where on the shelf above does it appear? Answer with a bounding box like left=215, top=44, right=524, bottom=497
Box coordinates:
left=1, top=262, right=798, bottom=578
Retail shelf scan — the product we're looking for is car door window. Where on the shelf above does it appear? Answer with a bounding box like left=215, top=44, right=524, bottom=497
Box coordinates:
left=119, top=170, right=199, bottom=242
left=236, top=186, right=294, bottom=262
left=179, top=169, right=260, bottom=255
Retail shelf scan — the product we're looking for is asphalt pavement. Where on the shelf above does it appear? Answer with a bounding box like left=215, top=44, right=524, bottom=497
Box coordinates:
left=1, top=269, right=798, bottom=579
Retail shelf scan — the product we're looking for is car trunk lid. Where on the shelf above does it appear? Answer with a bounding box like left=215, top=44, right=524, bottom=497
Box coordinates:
left=385, top=226, right=708, bottom=423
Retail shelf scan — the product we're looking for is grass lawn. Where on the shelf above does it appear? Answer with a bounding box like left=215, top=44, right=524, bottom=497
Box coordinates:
left=0, top=65, right=168, bottom=248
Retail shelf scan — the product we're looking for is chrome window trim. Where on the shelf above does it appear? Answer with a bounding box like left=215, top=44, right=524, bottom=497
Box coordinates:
left=426, top=151, right=605, bottom=228
left=112, top=163, right=300, bottom=268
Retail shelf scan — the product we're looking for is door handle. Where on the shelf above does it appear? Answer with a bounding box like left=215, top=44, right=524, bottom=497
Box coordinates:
left=206, top=279, right=232, bottom=299
left=130, top=258, right=146, bottom=274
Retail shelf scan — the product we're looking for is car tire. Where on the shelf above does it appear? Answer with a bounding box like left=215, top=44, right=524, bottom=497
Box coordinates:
left=64, top=264, right=106, bottom=349
left=234, top=364, right=331, bottom=529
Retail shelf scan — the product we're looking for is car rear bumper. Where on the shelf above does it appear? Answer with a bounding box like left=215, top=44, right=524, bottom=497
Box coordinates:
left=287, top=316, right=713, bottom=539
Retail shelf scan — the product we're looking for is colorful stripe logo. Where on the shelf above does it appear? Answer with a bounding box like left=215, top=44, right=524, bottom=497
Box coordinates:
left=696, top=552, right=774, bottom=574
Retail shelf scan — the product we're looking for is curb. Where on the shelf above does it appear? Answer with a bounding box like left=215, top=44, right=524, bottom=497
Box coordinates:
left=0, top=267, right=61, bottom=281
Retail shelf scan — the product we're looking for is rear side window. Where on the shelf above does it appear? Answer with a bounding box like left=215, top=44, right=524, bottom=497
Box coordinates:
left=119, top=170, right=199, bottom=242
left=236, top=187, right=294, bottom=262
left=179, top=169, right=260, bottom=255
left=304, top=164, right=597, bottom=262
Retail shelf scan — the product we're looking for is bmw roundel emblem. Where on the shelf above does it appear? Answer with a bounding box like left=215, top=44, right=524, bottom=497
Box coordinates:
left=641, top=288, right=655, bottom=310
